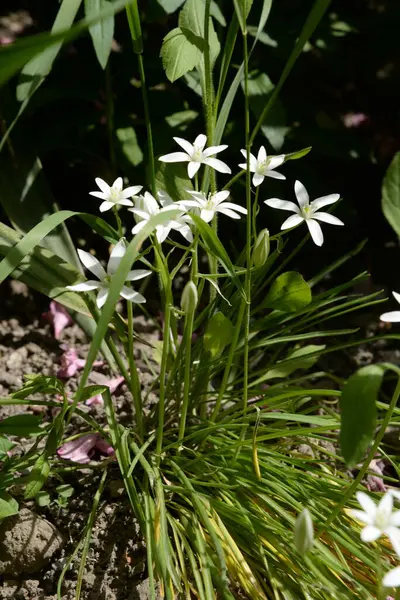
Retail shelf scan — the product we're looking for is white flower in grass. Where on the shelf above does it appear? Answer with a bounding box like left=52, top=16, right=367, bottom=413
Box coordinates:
left=157, top=190, right=193, bottom=243
left=89, top=177, right=142, bottom=212
left=264, top=180, right=343, bottom=247
left=159, top=134, right=231, bottom=179
left=179, top=190, right=247, bottom=223
left=380, top=292, right=400, bottom=323
left=130, top=191, right=190, bottom=244
left=350, top=491, right=400, bottom=555
left=239, top=146, right=286, bottom=186
left=383, top=566, right=400, bottom=588
left=66, top=240, right=150, bottom=308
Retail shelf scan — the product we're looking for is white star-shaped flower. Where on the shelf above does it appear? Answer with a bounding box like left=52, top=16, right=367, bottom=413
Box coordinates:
left=350, top=491, right=400, bottom=555
left=66, top=240, right=150, bottom=308
left=380, top=292, right=400, bottom=323
left=158, top=190, right=193, bottom=243
left=239, top=146, right=285, bottom=186
left=129, top=191, right=189, bottom=244
left=89, top=177, right=142, bottom=212
left=179, top=190, right=247, bottom=223
left=264, top=180, right=343, bottom=246
left=159, top=134, right=231, bottom=179
left=383, top=565, right=400, bottom=588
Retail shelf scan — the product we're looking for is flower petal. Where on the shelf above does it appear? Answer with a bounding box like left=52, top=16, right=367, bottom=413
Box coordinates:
left=143, top=192, right=159, bottom=214
left=264, top=199, right=300, bottom=213
left=188, top=161, right=202, bottom=179
left=107, top=240, right=126, bottom=275
left=117, top=198, right=134, bottom=207
left=356, top=491, right=377, bottom=518
left=202, top=157, right=232, bottom=174
left=378, top=491, right=393, bottom=520
left=268, top=155, right=285, bottom=169
left=159, top=152, right=190, bottom=163
left=173, top=137, right=193, bottom=155
left=311, top=194, right=340, bottom=210
left=200, top=209, right=215, bottom=223
left=177, top=225, right=193, bottom=243
left=96, top=287, right=109, bottom=308
left=194, top=133, right=207, bottom=150
left=121, top=287, right=146, bottom=303
left=132, top=221, right=147, bottom=235
left=126, top=269, right=151, bottom=281
left=203, top=144, right=228, bottom=157
left=383, top=566, right=400, bottom=588
left=90, top=191, right=107, bottom=200
left=258, top=146, right=267, bottom=163
left=393, top=291, right=400, bottom=305
left=67, top=281, right=101, bottom=292
left=95, top=178, right=110, bottom=193
left=294, top=180, right=309, bottom=208
left=220, top=201, right=247, bottom=214
left=380, top=311, right=400, bottom=323
left=387, top=527, right=400, bottom=557
left=216, top=207, right=242, bottom=219
left=360, top=525, right=381, bottom=542
left=156, top=225, right=171, bottom=243
left=312, top=212, right=344, bottom=226
left=266, top=170, right=286, bottom=180
left=212, top=190, right=230, bottom=204
left=113, top=177, right=123, bottom=191
left=253, top=173, right=264, bottom=187
left=349, top=509, right=373, bottom=525
left=306, top=219, right=324, bottom=246
left=121, top=185, right=142, bottom=198
left=99, top=201, right=115, bottom=212
left=77, top=250, right=106, bottom=280
left=281, top=214, right=304, bottom=230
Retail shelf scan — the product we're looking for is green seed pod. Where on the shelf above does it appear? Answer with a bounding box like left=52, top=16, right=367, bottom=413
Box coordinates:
left=294, top=508, right=314, bottom=555
left=252, top=228, right=270, bottom=268
left=181, top=281, right=198, bottom=314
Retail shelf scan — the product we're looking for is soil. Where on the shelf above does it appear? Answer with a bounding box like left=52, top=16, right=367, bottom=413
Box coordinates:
left=0, top=281, right=161, bottom=600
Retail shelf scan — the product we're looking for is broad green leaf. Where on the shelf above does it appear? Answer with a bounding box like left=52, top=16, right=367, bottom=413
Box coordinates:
left=0, top=436, right=15, bottom=458
left=116, top=126, right=143, bottom=166
left=0, top=415, right=42, bottom=436
left=155, top=162, right=193, bottom=202
left=382, top=152, right=400, bottom=238
left=156, top=0, right=185, bottom=13
left=0, top=492, right=18, bottom=520
left=245, top=72, right=289, bottom=151
left=204, top=313, right=234, bottom=358
left=160, top=27, right=202, bottom=83
left=179, top=0, right=220, bottom=66
left=264, top=272, right=312, bottom=312
left=263, top=345, right=325, bottom=380
left=210, top=1, right=226, bottom=26
left=36, top=491, right=51, bottom=507
left=85, top=0, right=115, bottom=69
left=13, top=374, right=64, bottom=399
left=340, top=365, right=384, bottom=467
left=56, top=484, right=74, bottom=498
left=17, top=0, right=83, bottom=101
left=190, top=215, right=244, bottom=295
left=24, top=455, right=51, bottom=499
left=233, top=0, right=254, bottom=33
left=165, top=110, right=198, bottom=130
left=76, top=385, right=108, bottom=403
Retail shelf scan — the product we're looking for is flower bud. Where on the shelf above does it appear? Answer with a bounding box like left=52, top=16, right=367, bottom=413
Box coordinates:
left=181, top=281, right=198, bottom=314
left=294, top=508, right=314, bottom=555
left=252, top=228, right=270, bottom=268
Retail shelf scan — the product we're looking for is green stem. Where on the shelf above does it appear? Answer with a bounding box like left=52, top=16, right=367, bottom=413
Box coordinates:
left=178, top=309, right=195, bottom=444
left=113, top=206, right=123, bottom=238
left=156, top=296, right=171, bottom=459
left=317, top=373, right=400, bottom=536
left=252, top=187, right=260, bottom=241
left=137, top=53, right=156, bottom=196
left=127, top=300, right=144, bottom=441
left=376, top=548, right=384, bottom=600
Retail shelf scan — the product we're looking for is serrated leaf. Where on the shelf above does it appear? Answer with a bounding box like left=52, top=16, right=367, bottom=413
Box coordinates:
left=160, top=27, right=202, bottom=83
left=116, top=126, right=143, bottom=166
left=340, top=365, right=384, bottom=467
left=264, top=272, right=312, bottom=313
left=382, top=152, right=400, bottom=238
left=0, top=415, right=43, bottom=437
left=85, top=0, right=114, bottom=69
left=204, top=313, right=233, bottom=358
left=0, top=492, right=18, bottom=519
left=179, top=0, right=220, bottom=66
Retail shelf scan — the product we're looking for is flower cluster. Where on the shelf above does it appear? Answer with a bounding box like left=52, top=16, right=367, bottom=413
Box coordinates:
left=351, top=490, right=400, bottom=588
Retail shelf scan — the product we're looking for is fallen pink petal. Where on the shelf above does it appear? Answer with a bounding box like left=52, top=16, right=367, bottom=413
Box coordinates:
left=57, top=433, right=114, bottom=464
left=57, top=345, right=103, bottom=378
left=43, top=301, right=73, bottom=339
left=85, top=376, right=125, bottom=406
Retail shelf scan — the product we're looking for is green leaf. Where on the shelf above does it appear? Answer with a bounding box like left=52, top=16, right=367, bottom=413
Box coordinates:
left=382, top=152, right=400, bottom=238
left=0, top=492, right=18, bottom=520
left=0, top=415, right=42, bottom=436
left=85, top=0, right=115, bottom=69
left=36, top=491, right=51, bottom=507
left=160, top=27, right=202, bottom=83
left=24, top=455, right=51, bottom=499
left=264, top=272, right=312, bottom=313
left=204, top=313, right=234, bottom=358
left=340, top=365, right=385, bottom=467
left=76, top=385, right=108, bottom=403
left=233, top=0, right=254, bottom=33
left=264, top=345, right=325, bottom=380
left=12, top=374, right=64, bottom=399
left=56, top=484, right=74, bottom=499
left=284, top=147, right=312, bottom=162
left=155, top=162, right=193, bottom=201
left=179, top=0, right=220, bottom=67
left=156, top=0, right=185, bottom=14
left=210, top=1, right=226, bottom=26
left=116, top=126, right=143, bottom=166
left=245, top=72, right=289, bottom=151
left=16, top=0, right=83, bottom=101
left=0, top=436, right=15, bottom=458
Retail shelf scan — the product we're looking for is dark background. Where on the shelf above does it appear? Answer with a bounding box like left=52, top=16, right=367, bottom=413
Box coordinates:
left=1, top=0, right=400, bottom=295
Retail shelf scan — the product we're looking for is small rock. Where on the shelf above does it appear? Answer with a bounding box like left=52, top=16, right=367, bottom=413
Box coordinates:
left=0, top=508, right=64, bottom=575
